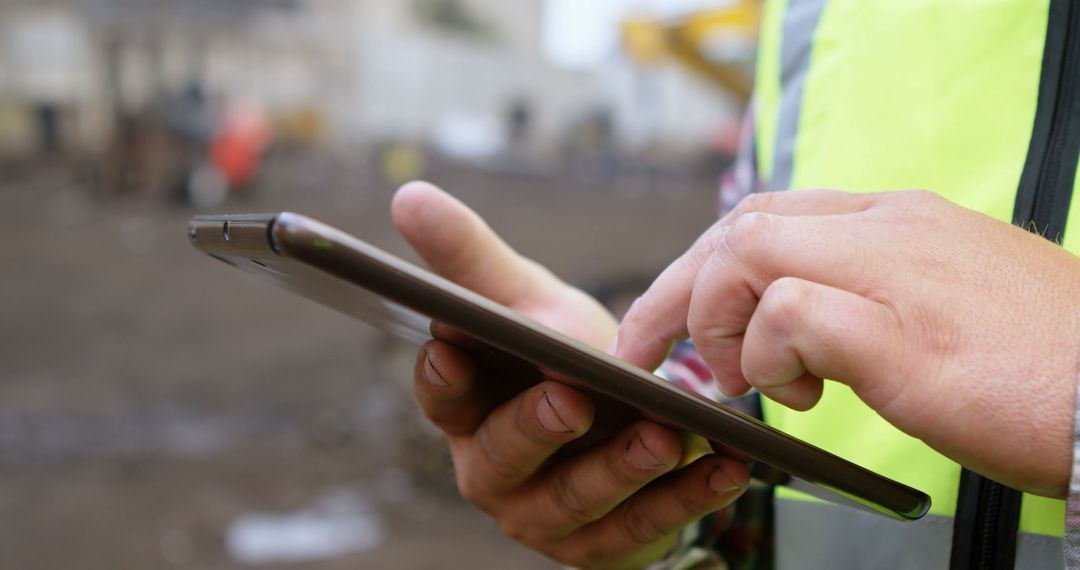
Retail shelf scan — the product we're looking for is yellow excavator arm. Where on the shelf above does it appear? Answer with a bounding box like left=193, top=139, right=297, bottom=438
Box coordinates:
left=622, top=1, right=760, bottom=102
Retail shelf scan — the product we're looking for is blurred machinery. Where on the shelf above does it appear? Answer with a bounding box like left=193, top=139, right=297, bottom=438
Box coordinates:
left=621, top=0, right=760, bottom=103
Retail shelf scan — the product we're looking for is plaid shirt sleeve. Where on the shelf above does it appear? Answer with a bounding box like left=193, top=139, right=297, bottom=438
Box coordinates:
left=655, top=341, right=729, bottom=404
left=1065, top=368, right=1080, bottom=568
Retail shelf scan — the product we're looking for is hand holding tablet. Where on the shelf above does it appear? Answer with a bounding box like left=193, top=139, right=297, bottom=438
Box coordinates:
left=188, top=184, right=930, bottom=531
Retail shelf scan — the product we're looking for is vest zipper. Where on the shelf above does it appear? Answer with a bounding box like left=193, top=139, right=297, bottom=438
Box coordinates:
left=1013, top=0, right=1080, bottom=238
left=953, top=1, right=1080, bottom=568
left=950, top=470, right=1021, bottom=570
left=1028, top=0, right=1080, bottom=239
left=977, top=485, right=1004, bottom=570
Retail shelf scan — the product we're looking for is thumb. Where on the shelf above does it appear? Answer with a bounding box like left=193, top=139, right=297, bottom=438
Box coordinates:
left=391, top=181, right=557, bottom=305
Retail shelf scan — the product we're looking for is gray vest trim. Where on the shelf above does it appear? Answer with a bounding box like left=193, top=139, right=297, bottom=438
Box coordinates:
left=767, top=0, right=828, bottom=193
left=775, top=497, right=1063, bottom=569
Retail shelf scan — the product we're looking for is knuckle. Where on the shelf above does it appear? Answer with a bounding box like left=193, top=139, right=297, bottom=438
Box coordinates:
left=726, top=211, right=772, bottom=256
left=759, top=278, right=809, bottom=334
left=731, top=210, right=772, bottom=238
left=621, top=295, right=647, bottom=328
left=894, top=189, right=942, bottom=212
left=764, top=278, right=807, bottom=323
left=674, top=490, right=712, bottom=518
left=618, top=500, right=667, bottom=547
left=619, top=294, right=658, bottom=344
left=673, top=474, right=716, bottom=516
left=454, top=458, right=502, bottom=515
left=734, top=191, right=776, bottom=216
left=905, top=188, right=938, bottom=202
left=604, top=448, right=646, bottom=488
left=686, top=307, right=719, bottom=343
left=686, top=228, right=724, bottom=269
left=686, top=288, right=738, bottom=345
left=498, top=517, right=534, bottom=545
left=475, top=424, right=528, bottom=482
left=549, top=468, right=598, bottom=527
left=456, top=470, right=486, bottom=508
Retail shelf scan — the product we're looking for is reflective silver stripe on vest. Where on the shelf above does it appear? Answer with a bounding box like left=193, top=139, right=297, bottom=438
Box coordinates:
left=766, top=0, right=828, bottom=193
left=776, top=498, right=1064, bottom=569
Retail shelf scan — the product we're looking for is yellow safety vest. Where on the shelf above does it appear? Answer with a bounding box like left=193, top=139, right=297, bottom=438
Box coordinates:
left=750, top=0, right=1080, bottom=566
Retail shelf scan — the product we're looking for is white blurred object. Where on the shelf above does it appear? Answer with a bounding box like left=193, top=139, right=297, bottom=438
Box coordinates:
left=431, top=111, right=506, bottom=162
left=187, top=163, right=229, bottom=208
left=5, top=7, right=91, bottom=103
left=542, top=0, right=624, bottom=69
left=542, top=0, right=743, bottom=69
left=225, top=488, right=385, bottom=565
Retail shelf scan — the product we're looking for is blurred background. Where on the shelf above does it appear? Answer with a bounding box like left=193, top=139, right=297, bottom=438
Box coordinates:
left=0, top=0, right=758, bottom=567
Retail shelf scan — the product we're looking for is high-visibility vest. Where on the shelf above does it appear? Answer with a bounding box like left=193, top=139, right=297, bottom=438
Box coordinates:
left=747, top=0, right=1080, bottom=567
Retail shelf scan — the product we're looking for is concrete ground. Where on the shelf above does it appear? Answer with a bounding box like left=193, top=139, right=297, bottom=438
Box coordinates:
left=0, top=150, right=724, bottom=569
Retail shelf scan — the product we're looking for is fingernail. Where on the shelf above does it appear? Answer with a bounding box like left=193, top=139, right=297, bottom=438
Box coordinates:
left=536, top=392, right=574, bottom=433
left=626, top=435, right=666, bottom=470
left=424, top=354, right=450, bottom=387
left=606, top=336, right=619, bottom=356
left=708, top=466, right=742, bottom=494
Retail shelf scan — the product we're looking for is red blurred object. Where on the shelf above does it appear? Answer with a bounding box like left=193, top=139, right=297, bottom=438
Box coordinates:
left=210, top=102, right=269, bottom=188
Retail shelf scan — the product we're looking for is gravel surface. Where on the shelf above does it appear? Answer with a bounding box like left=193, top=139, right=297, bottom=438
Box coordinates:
left=0, top=152, right=723, bottom=569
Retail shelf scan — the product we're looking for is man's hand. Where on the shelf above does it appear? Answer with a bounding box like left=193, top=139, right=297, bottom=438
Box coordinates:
left=615, top=189, right=1080, bottom=498
left=393, top=181, right=748, bottom=569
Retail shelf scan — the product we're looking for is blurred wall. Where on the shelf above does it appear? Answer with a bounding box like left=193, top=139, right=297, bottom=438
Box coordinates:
left=0, top=0, right=739, bottom=158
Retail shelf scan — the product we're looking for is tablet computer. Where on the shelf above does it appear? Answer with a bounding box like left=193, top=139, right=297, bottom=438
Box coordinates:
left=188, top=211, right=931, bottom=521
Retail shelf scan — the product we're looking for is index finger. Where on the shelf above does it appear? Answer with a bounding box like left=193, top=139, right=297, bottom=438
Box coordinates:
left=614, top=190, right=879, bottom=371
